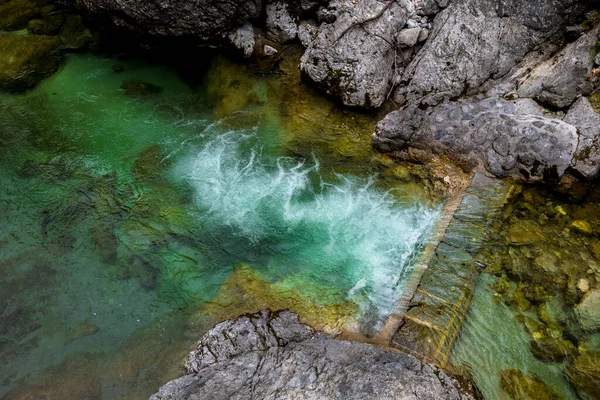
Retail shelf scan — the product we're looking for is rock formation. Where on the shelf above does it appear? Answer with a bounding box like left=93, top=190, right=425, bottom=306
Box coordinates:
left=150, top=310, right=476, bottom=400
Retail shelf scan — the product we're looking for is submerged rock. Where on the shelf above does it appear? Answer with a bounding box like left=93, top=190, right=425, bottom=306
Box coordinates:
left=500, top=369, right=559, bottom=400
left=120, top=79, right=163, bottom=97
left=151, top=310, right=475, bottom=400
left=565, top=350, right=600, bottom=400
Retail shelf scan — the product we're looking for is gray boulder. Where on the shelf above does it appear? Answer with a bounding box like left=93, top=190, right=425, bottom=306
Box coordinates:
left=150, top=310, right=475, bottom=400
left=565, top=97, right=600, bottom=178
left=71, top=0, right=263, bottom=40
left=266, top=2, right=298, bottom=42
left=373, top=97, right=579, bottom=180
left=228, top=23, right=256, bottom=57
left=299, top=0, right=410, bottom=108
left=517, top=26, right=600, bottom=109
left=394, top=0, right=586, bottom=107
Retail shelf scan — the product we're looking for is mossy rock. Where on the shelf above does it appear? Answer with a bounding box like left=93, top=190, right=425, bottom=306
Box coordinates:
left=529, top=335, right=577, bottom=363
left=58, top=14, right=92, bottom=50
left=565, top=350, right=600, bottom=400
left=28, top=14, right=64, bottom=36
left=0, top=0, right=48, bottom=31
left=500, top=369, right=559, bottom=400
left=0, top=33, right=60, bottom=90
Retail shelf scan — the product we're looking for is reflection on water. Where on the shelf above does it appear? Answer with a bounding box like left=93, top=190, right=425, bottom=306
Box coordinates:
left=0, top=52, right=438, bottom=398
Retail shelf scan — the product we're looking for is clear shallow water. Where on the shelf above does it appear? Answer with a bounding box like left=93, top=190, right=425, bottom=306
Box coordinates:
left=0, top=53, right=438, bottom=398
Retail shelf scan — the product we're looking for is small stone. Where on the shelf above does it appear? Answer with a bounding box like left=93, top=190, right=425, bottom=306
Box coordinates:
left=406, top=19, right=420, bottom=28
left=577, top=278, right=589, bottom=293
left=263, top=45, right=278, bottom=56
left=418, top=28, right=429, bottom=42
left=396, top=28, right=422, bottom=48
left=571, top=220, right=592, bottom=234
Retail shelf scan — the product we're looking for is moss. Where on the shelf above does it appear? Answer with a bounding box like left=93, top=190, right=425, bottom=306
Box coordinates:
left=590, top=92, right=600, bottom=114
left=0, top=33, right=60, bottom=90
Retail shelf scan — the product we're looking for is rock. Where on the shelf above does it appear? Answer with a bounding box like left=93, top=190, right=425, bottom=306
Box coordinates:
left=228, top=22, right=255, bottom=57
left=577, top=278, right=589, bottom=293
left=0, top=0, right=47, bottom=31
left=300, top=0, right=409, bottom=108
left=517, top=26, right=600, bottom=109
left=0, top=33, right=60, bottom=91
left=151, top=310, right=475, bottom=400
left=373, top=97, right=579, bottom=180
left=575, top=289, right=600, bottom=331
left=120, top=80, right=163, bottom=97
left=28, top=14, right=64, bottom=35
left=266, top=2, right=298, bottom=42
left=571, top=220, right=592, bottom=234
left=57, top=14, right=92, bottom=49
left=393, top=0, right=586, bottom=107
left=565, top=351, right=600, bottom=400
left=565, top=97, right=600, bottom=178
left=396, top=27, right=421, bottom=48
left=72, top=0, right=263, bottom=41
left=529, top=336, right=576, bottom=363
left=263, top=44, right=278, bottom=56
left=417, top=28, right=429, bottom=42
left=298, top=20, right=316, bottom=47
left=595, top=53, right=600, bottom=67
left=500, top=369, right=559, bottom=400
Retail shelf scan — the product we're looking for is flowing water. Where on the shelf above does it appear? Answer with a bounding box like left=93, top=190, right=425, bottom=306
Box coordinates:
left=0, top=53, right=440, bottom=398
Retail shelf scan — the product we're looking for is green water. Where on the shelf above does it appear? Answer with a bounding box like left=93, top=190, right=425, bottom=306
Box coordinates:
left=0, top=53, right=439, bottom=398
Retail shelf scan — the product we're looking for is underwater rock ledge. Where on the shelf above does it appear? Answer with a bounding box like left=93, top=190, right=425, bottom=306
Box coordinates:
left=150, top=310, right=477, bottom=400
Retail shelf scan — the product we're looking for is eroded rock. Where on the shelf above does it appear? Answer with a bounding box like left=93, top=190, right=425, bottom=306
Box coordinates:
left=151, top=310, right=475, bottom=400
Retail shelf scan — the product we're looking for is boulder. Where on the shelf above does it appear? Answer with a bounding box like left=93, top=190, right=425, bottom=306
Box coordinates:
left=500, top=369, right=559, bottom=400
left=151, top=310, right=475, bottom=400
left=373, top=97, right=579, bottom=180
left=228, top=23, right=255, bottom=57
left=565, top=351, right=600, bottom=400
left=564, top=97, right=600, bottom=178
left=300, top=0, right=409, bottom=108
left=575, top=289, right=600, bottom=331
left=517, top=26, right=600, bottom=109
left=266, top=1, right=298, bottom=42
left=393, top=0, right=586, bottom=107
left=0, top=33, right=60, bottom=91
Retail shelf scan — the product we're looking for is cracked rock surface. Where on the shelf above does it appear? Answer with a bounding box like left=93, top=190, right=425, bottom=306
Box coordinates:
left=150, top=310, right=474, bottom=400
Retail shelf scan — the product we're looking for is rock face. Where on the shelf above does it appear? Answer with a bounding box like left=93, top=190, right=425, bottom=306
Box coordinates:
left=299, top=0, right=409, bottom=108
left=150, top=310, right=475, bottom=400
left=373, top=97, right=579, bottom=180
left=71, top=0, right=263, bottom=40
left=517, top=26, right=600, bottom=109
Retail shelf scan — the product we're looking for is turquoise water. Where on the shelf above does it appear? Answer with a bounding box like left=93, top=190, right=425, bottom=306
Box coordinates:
left=0, top=54, right=438, bottom=398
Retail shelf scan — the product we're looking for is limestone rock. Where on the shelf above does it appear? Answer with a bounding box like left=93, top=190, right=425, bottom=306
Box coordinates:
left=373, top=97, right=579, bottom=180
left=575, top=289, right=600, bottom=331
left=393, top=0, right=586, bottom=107
left=564, top=97, right=600, bottom=178
left=266, top=2, right=298, bottom=42
left=517, top=26, right=600, bottom=109
left=151, top=310, right=475, bottom=400
left=228, top=23, right=255, bottom=57
left=300, top=0, right=409, bottom=108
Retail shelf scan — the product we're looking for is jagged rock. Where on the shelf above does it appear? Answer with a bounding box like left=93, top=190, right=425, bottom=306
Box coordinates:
left=266, top=2, right=298, bottom=42
left=396, top=27, right=421, bottom=48
left=71, top=0, right=263, bottom=41
left=517, top=26, right=600, bottom=109
left=565, top=351, right=600, bottom=400
left=394, top=0, right=586, bottom=107
left=300, top=0, right=409, bottom=108
left=151, top=310, right=475, bottom=400
left=575, top=289, right=600, bottom=331
left=0, top=33, right=60, bottom=91
left=564, top=97, right=600, bottom=178
left=228, top=23, right=255, bottom=57
left=298, top=20, right=317, bottom=47
left=373, top=97, right=579, bottom=180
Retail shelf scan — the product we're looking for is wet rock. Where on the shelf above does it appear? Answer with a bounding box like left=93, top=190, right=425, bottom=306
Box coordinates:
left=0, top=33, right=60, bottom=90
left=575, top=289, right=600, bottom=331
left=151, top=310, right=475, bottom=400
left=300, top=0, right=409, bottom=108
left=132, top=145, right=163, bottom=181
left=57, top=14, right=92, bottom=49
left=266, top=2, right=298, bottom=42
left=529, top=335, right=577, bottom=363
left=373, top=97, right=579, bottom=180
left=517, top=26, right=600, bottom=109
left=565, top=351, right=600, bottom=400
left=0, top=0, right=47, bottom=31
left=500, top=369, right=559, bottom=400
left=120, top=79, right=163, bottom=97
left=564, top=97, right=600, bottom=178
